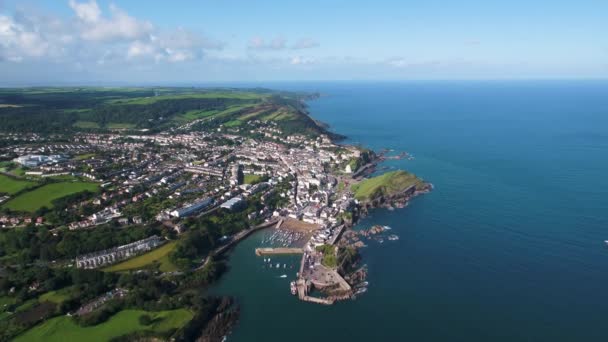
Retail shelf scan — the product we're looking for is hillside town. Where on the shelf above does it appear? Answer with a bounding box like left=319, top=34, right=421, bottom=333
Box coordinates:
left=0, top=120, right=370, bottom=262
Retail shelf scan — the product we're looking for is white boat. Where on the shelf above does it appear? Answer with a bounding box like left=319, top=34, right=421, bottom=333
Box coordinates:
left=283, top=264, right=286, bottom=268
left=355, top=287, right=367, bottom=295
left=279, top=274, right=287, bottom=278
left=383, top=225, right=392, bottom=230
left=276, top=263, right=280, bottom=268
left=355, top=281, right=369, bottom=288
left=290, top=281, right=297, bottom=295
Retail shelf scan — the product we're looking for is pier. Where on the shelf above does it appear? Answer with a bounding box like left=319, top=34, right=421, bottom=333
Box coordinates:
left=197, top=219, right=280, bottom=270
left=255, top=247, right=303, bottom=256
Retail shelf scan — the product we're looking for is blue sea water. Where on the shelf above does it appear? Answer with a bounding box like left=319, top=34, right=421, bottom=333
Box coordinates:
left=212, top=81, right=608, bottom=341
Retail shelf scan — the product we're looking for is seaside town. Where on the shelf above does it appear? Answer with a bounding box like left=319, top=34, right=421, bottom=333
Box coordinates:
left=0, top=88, right=430, bottom=340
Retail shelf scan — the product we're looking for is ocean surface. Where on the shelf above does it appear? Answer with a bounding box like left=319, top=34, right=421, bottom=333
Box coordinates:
left=211, top=81, right=608, bottom=341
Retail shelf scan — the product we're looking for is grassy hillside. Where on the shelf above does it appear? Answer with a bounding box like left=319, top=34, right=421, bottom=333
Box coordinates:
left=103, top=241, right=178, bottom=273
left=0, top=175, right=37, bottom=195
left=0, top=87, right=329, bottom=136
left=14, top=309, right=193, bottom=342
left=2, top=182, right=98, bottom=212
left=351, top=170, right=425, bottom=201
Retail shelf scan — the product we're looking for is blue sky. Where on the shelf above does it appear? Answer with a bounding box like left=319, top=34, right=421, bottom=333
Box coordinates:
left=0, top=0, right=606, bottom=84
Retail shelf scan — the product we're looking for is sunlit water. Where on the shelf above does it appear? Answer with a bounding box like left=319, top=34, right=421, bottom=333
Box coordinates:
left=211, top=81, right=608, bottom=341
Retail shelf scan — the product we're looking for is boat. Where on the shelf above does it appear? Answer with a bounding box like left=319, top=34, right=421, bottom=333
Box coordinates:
left=383, top=225, right=392, bottom=230
left=388, top=234, right=399, bottom=241
left=290, top=281, right=297, bottom=295
left=283, top=264, right=286, bottom=268
left=279, top=274, right=287, bottom=278
left=355, top=281, right=369, bottom=288
left=355, top=287, right=367, bottom=295
left=276, top=263, right=280, bottom=268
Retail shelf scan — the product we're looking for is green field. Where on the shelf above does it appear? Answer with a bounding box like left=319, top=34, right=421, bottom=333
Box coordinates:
left=243, top=174, right=262, bottom=184
left=107, top=122, right=136, bottom=129
left=103, top=241, right=178, bottom=273
left=73, top=153, right=96, bottom=161
left=39, top=287, right=75, bottom=304
left=109, top=92, right=267, bottom=105
left=351, top=170, right=425, bottom=201
left=74, top=121, right=135, bottom=130
left=0, top=174, right=37, bottom=195
left=2, top=181, right=98, bottom=212
left=224, top=119, right=243, bottom=127
left=73, top=120, right=100, bottom=129
left=14, top=308, right=193, bottom=342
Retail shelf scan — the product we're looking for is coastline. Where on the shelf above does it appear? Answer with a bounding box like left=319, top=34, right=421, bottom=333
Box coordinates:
left=219, top=94, right=432, bottom=309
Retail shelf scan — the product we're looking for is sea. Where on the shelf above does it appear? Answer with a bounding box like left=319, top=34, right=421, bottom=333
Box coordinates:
left=210, top=81, right=608, bottom=341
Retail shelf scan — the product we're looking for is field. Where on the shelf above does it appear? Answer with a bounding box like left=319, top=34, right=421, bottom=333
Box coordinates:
left=73, top=153, right=96, bottom=161
left=0, top=174, right=37, bottom=195
left=74, top=121, right=136, bottom=129
left=107, top=122, right=136, bottom=129
left=243, top=174, right=262, bottom=184
left=108, top=91, right=267, bottom=105
left=73, top=120, right=100, bottom=129
left=103, top=241, right=178, bottom=273
left=2, top=181, right=98, bottom=212
left=351, top=170, right=425, bottom=201
left=39, top=287, right=75, bottom=304
left=14, top=308, right=193, bottom=342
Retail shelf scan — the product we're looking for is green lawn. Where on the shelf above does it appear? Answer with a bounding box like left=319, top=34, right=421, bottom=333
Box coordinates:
left=2, top=182, right=98, bottom=212
left=243, top=174, right=262, bottom=184
left=0, top=174, right=37, bottom=195
left=103, top=241, right=178, bottom=273
left=73, top=153, right=96, bottom=161
left=107, top=122, right=136, bottom=129
left=39, top=287, right=75, bottom=304
left=14, top=309, right=193, bottom=342
left=73, top=121, right=100, bottom=129
left=351, top=170, right=424, bottom=201
left=224, top=119, right=242, bottom=127
left=108, top=92, right=267, bottom=105
left=173, top=109, right=221, bottom=123
left=0, top=296, right=16, bottom=313
left=74, top=121, right=135, bottom=130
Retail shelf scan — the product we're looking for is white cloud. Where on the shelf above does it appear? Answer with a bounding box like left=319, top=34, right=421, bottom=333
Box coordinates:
left=70, top=1, right=153, bottom=42
left=292, top=38, right=319, bottom=49
left=68, top=0, right=101, bottom=23
left=0, top=14, right=55, bottom=61
left=248, top=36, right=286, bottom=50
left=290, top=56, right=314, bottom=65
left=0, top=1, right=222, bottom=66
left=248, top=36, right=320, bottom=50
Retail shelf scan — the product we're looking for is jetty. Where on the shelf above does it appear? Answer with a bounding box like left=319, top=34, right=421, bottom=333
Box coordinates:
left=197, top=219, right=281, bottom=270
left=255, top=247, right=303, bottom=256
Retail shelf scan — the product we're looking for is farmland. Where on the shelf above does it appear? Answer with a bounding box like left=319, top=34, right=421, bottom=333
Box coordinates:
left=2, top=182, right=98, bottom=212
left=14, top=309, right=193, bottom=342
left=0, top=175, right=37, bottom=195
left=103, top=241, right=178, bottom=273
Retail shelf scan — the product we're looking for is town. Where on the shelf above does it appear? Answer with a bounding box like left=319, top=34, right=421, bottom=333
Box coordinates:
left=0, top=88, right=429, bottom=341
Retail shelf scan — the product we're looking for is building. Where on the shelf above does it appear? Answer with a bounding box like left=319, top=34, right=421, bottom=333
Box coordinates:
left=170, top=197, right=215, bottom=218
left=220, top=196, right=246, bottom=211
left=75, top=235, right=164, bottom=269
left=13, top=154, right=66, bottom=167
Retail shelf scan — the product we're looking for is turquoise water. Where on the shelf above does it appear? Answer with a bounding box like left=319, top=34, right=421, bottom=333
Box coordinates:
left=212, top=81, right=608, bottom=341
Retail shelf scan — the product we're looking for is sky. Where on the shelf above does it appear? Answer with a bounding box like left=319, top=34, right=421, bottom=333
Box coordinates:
left=0, top=0, right=607, bottom=85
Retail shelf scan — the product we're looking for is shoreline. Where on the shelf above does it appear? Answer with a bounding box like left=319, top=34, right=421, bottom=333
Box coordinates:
left=221, top=95, right=431, bottom=308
